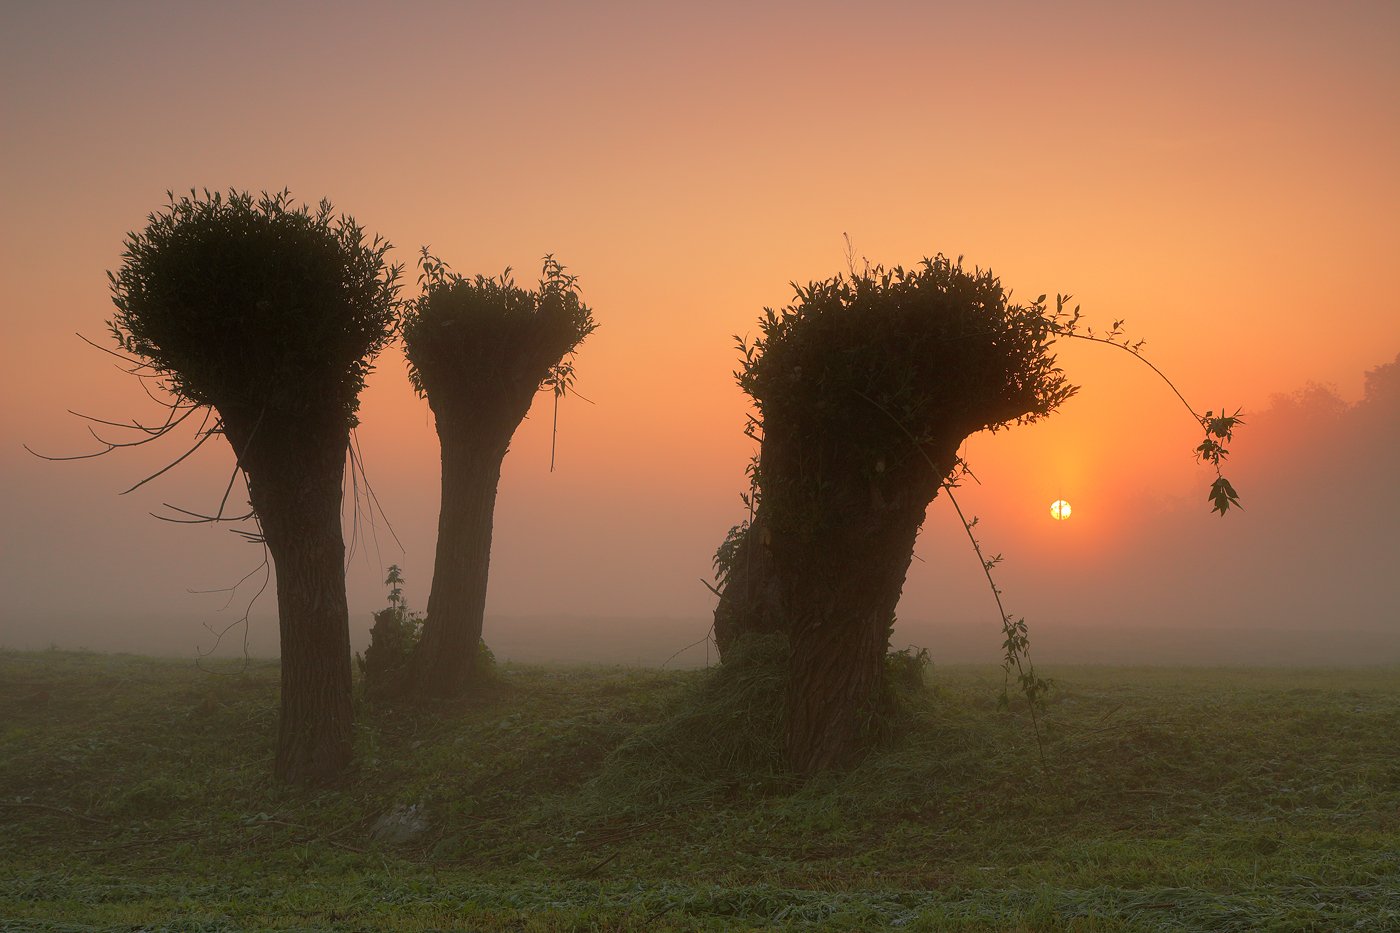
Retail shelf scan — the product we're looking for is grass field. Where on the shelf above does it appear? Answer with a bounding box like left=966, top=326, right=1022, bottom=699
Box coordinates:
left=1, top=649, right=1397, bottom=931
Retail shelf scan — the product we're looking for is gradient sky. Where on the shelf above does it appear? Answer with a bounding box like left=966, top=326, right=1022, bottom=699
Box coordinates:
left=3, top=0, right=1397, bottom=659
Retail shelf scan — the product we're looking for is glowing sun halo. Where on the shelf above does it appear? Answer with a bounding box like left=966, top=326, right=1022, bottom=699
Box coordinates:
left=1050, top=499, right=1073, bottom=521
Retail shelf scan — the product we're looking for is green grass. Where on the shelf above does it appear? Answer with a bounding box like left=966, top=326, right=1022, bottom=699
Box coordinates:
left=1, top=649, right=1397, bottom=931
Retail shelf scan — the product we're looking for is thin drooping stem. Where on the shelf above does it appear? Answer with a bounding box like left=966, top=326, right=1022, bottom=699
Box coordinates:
left=1055, top=320, right=1243, bottom=514
left=852, top=388, right=1050, bottom=770
left=939, top=480, right=1049, bottom=771
left=1060, top=330, right=1198, bottom=422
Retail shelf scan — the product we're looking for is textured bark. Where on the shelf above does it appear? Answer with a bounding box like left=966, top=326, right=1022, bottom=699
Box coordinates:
left=765, top=435, right=961, bottom=774
left=407, top=426, right=508, bottom=698
left=780, top=494, right=928, bottom=774
left=233, top=416, right=354, bottom=785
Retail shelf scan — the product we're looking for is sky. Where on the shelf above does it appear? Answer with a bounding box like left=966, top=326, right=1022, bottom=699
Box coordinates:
left=2, top=0, right=1397, bottom=664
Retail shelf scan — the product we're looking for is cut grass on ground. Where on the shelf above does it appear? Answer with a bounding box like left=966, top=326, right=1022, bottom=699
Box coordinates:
left=2, top=650, right=1397, bottom=931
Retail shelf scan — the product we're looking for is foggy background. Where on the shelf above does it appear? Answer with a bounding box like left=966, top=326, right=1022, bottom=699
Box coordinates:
left=2, top=1, right=1397, bottom=668
left=4, top=353, right=1396, bottom=667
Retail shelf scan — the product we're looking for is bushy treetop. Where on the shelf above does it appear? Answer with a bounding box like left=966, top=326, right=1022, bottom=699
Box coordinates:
left=739, top=255, right=1077, bottom=521
left=402, top=252, right=596, bottom=428
left=107, top=189, right=402, bottom=426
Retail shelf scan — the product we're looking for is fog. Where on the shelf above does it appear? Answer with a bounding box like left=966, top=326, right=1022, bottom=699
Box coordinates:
left=4, top=353, right=1395, bottom=668
left=898, top=352, right=1400, bottom=666
left=3, top=0, right=1396, bottom=670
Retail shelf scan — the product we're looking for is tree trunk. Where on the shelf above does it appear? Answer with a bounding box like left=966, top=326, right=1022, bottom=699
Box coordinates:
left=238, top=424, right=354, bottom=785
left=765, top=436, right=960, bottom=774
left=407, top=428, right=506, bottom=698
left=780, top=500, right=926, bottom=773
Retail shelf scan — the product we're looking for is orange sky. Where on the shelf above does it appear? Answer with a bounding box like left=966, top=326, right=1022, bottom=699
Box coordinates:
left=3, top=1, right=1398, bottom=657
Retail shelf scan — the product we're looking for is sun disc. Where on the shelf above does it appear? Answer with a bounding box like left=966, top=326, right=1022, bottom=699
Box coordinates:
left=1050, top=499, right=1072, bottom=521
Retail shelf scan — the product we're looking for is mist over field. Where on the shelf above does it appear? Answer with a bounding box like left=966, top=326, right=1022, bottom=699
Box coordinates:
left=6, top=354, right=1395, bottom=668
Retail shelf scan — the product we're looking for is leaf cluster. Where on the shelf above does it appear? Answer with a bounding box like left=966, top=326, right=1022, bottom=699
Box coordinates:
left=1199, top=410, right=1243, bottom=514
left=997, top=617, right=1052, bottom=712
left=402, top=250, right=597, bottom=428
left=712, top=520, right=750, bottom=584
left=357, top=604, right=422, bottom=694
left=107, top=189, right=402, bottom=427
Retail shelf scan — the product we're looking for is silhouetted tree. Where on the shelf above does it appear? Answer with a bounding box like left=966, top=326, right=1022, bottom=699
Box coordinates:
left=401, top=253, right=595, bottom=698
left=715, top=257, right=1075, bottom=773
left=104, top=189, right=401, bottom=784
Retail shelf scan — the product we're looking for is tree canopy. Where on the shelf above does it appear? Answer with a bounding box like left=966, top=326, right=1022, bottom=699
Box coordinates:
left=403, top=253, right=596, bottom=431
left=739, top=256, right=1076, bottom=543
left=108, top=189, right=400, bottom=430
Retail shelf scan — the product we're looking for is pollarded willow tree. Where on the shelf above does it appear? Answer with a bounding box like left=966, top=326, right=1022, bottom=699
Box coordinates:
left=103, top=190, right=401, bottom=784
left=713, top=255, right=1242, bottom=775
left=401, top=252, right=596, bottom=698
left=718, top=257, right=1076, bottom=774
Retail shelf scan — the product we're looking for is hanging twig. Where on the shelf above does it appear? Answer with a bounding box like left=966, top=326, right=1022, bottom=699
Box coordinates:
left=349, top=429, right=405, bottom=554
left=939, top=480, right=1050, bottom=771
left=195, top=515, right=270, bottom=675
left=1050, top=298, right=1243, bottom=515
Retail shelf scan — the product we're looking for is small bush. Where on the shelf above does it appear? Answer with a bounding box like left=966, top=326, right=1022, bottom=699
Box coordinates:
left=884, top=645, right=931, bottom=696
left=358, top=607, right=421, bottom=698
left=868, top=645, right=933, bottom=745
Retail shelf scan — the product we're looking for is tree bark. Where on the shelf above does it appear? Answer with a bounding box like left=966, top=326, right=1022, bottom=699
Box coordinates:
left=407, top=427, right=506, bottom=698
left=761, top=434, right=960, bottom=774
left=236, top=420, right=355, bottom=785
left=780, top=496, right=928, bottom=774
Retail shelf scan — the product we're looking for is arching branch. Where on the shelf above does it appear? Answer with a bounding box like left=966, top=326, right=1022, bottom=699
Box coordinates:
left=66, top=404, right=194, bottom=434
left=25, top=402, right=203, bottom=462
left=152, top=504, right=254, bottom=525
left=1049, top=295, right=1244, bottom=515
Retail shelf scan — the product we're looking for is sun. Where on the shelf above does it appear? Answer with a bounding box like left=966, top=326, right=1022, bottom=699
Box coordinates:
left=1050, top=499, right=1072, bottom=521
